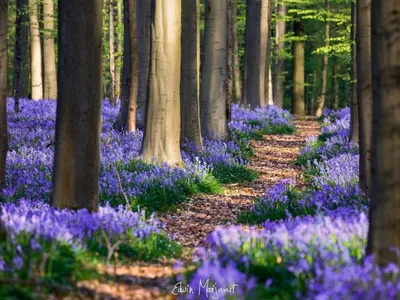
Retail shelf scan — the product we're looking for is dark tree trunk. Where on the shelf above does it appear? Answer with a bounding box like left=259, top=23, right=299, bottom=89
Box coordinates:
left=232, top=0, right=241, bottom=104
left=273, top=2, right=285, bottom=108
left=52, top=0, right=103, bottom=211
left=292, top=20, right=305, bottom=116
left=349, top=1, right=358, bottom=143
left=226, top=0, right=233, bottom=122
left=114, top=0, right=138, bottom=132
left=367, top=0, right=400, bottom=267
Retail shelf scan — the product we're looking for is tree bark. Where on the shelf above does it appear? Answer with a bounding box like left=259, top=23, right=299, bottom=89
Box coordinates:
left=43, top=0, right=57, bottom=99
left=315, top=0, right=329, bottom=117
left=141, top=0, right=182, bottom=165
left=29, top=0, right=43, bottom=100
left=115, top=0, right=123, bottom=98
left=265, top=0, right=272, bottom=105
left=13, top=0, right=25, bottom=112
left=292, top=20, right=305, bottom=116
left=273, top=2, right=285, bottom=108
left=349, top=1, right=358, bottom=143
left=114, top=0, right=138, bottom=132
left=109, top=0, right=117, bottom=105
left=367, top=0, right=400, bottom=267
left=136, top=0, right=151, bottom=129
left=52, top=0, right=103, bottom=211
left=200, top=0, right=228, bottom=139
left=180, top=0, right=202, bottom=149
left=309, top=70, right=317, bottom=115
left=0, top=0, right=8, bottom=189
left=357, top=0, right=372, bottom=194
left=242, top=0, right=270, bottom=108
left=226, top=0, right=233, bottom=122
left=232, top=0, right=241, bottom=104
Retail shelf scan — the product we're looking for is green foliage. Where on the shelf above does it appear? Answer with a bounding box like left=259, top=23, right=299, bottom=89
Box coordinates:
left=211, top=163, right=259, bottom=184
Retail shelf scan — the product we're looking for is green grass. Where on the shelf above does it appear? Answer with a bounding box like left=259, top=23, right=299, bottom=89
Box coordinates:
left=212, top=163, right=259, bottom=184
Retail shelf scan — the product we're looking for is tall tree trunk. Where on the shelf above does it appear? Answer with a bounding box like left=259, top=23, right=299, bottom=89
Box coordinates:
left=115, top=0, right=123, bottom=98
left=357, top=0, right=372, bottom=194
left=109, top=0, right=117, bottom=105
left=273, top=2, right=286, bottom=108
left=232, top=0, right=241, bottom=104
left=367, top=0, right=400, bottom=267
left=0, top=0, right=8, bottom=189
left=265, top=0, right=272, bottom=105
left=332, top=60, right=339, bottom=110
left=29, top=0, right=43, bottom=100
left=200, top=0, right=228, bottom=139
left=141, top=0, right=182, bottom=165
left=114, top=0, right=137, bottom=132
left=52, top=0, right=103, bottom=211
left=309, top=70, right=317, bottom=115
left=43, top=0, right=57, bottom=99
left=19, top=3, right=29, bottom=99
left=226, top=0, right=233, bottom=122
left=315, top=0, right=329, bottom=117
left=349, top=1, right=358, bottom=143
left=292, top=20, right=305, bottom=116
left=13, top=0, right=25, bottom=112
left=242, top=0, right=270, bottom=108
left=136, top=0, right=151, bottom=129
left=180, top=0, right=202, bottom=149
left=268, top=66, right=273, bottom=105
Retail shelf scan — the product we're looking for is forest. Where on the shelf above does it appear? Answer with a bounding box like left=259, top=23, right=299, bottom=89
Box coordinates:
left=0, top=0, right=399, bottom=299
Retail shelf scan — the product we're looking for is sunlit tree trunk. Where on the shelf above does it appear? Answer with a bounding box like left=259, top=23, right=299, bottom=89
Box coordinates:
left=136, top=0, right=151, bottom=129
left=0, top=0, right=8, bottom=189
left=43, top=0, right=57, bottom=99
left=232, top=0, right=241, bottom=104
left=367, top=0, right=400, bottom=267
left=265, top=1, right=272, bottom=105
left=200, top=0, right=228, bottom=139
left=357, top=0, right=372, bottom=193
left=52, top=0, right=103, bottom=211
left=242, top=0, right=270, bottom=108
left=115, top=0, right=123, bottom=98
left=292, top=20, right=305, bottom=116
left=109, top=0, right=117, bottom=105
left=141, top=0, right=182, bottom=165
left=114, top=0, right=137, bottom=132
left=180, top=0, right=202, bottom=149
left=29, top=0, right=43, bottom=100
left=273, top=2, right=285, bottom=108
left=315, top=0, right=329, bottom=117
left=349, top=1, right=358, bottom=143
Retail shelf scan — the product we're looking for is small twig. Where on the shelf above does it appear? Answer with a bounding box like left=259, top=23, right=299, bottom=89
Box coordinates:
left=100, top=228, right=123, bottom=267
left=114, top=166, right=132, bottom=211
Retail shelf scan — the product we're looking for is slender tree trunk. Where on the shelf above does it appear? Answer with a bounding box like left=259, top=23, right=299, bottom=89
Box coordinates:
left=265, top=0, right=272, bottom=106
left=29, top=0, right=43, bottom=100
left=114, top=0, right=137, bottom=132
left=43, top=0, right=57, bottom=99
left=13, top=0, right=24, bottom=111
left=357, top=0, right=372, bottom=194
left=292, top=20, right=305, bottom=116
left=20, top=4, right=29, bottom=99
left=109, top=0, right=117, bottom=105
left=315, top=0, right=329, bottom=117
left=309, top=70, right=317, bottom=115
left=200, top=0, right=228, bottom=139
left=180, top=0, right=202, bottom=149
left=115, top=0, right=123, bottom=98
left=242, top=0, right=270, bottom=108
left=0, top=0, right=8, bottom=189
left=226, top=0, right=233, bottom=122
left=332, top=61, right=339, bottom=110
left=268, top=66, right=273, bottom=105
left=52, top=0, right=103, bottom=211
left=232, top=0, right=241, bottom=104
left=273, top=2, right=285, bottom=108
left=367, top=0, right=400, bottom=267
left=136, top=0, right=151, bottom=129
left=141, top=0, right=182, bottom=165
left=349, top=1, right=358, bottom=143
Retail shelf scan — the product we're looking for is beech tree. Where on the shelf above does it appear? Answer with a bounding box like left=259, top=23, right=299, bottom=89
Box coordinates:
left=0, top=0, right=8, bottom=189
left=367, top=0, right=400, bottom=267
left=232, top=0, right=241, bottom=104
left=109, top=0, right=117, bottom=105
left=357, top=0, right=372, bottom=193
left=273, top=1, right=286, bottom=108
left=141, top=0, right=182, bottom=165
left=52, top=0, right=103, bottom=211
left=242, top=0, right=270, bottom=108
left=180, top=0, right=202, bottom=149
left=292, top=20, right=305, bottom=116
left=349, top=1, right=358, bottom=143
left=200, top=0, right=228, bottom=139
left=29, top=0, right=43, bottom=100
left=43, top=0, right=57, bottom=99
left=114, top=0, right=138, bottom=132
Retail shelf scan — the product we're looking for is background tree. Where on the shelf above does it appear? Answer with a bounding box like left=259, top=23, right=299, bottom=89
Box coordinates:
left=0, top=0, right=8, bottom=189
left=232, top=0, right=241, bottom=104
left=52, top=0, right=103, bottom=211
left=141, top=0, right=182, bottom=165
left=180, top=0, right=202, bottom=149
left=109, top=0, right=116, bottom=105
left=29, top=0, right=43, bottom=100
left=273, top=1, right=286, bottom=108
left=349, top=1, right=358, bottom=143
left=357, top=0, right=372, bottom=193
left=43, top=0, right=57, bottom=99
left=200, top=0, right=228, bottom=139
left=292, top=19, right=305, bottom=116
left=367, top=0, right=400, bottom=267
left=114, top=0, right=137, bottom=132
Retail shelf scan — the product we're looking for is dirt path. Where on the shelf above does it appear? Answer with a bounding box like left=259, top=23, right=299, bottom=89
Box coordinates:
left=74, top=120, right=320, bottom=300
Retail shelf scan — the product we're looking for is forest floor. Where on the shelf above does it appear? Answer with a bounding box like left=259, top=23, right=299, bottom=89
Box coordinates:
left=73, top=119, right=320, bottom=300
